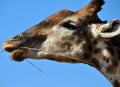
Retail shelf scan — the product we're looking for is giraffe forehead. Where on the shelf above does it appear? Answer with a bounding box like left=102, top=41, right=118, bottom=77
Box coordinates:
left=38, top=10, right=74, bottom=28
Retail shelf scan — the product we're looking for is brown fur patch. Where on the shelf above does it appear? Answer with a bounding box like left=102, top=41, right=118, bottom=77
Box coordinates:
left=83, top=52, right=91, bottom=59
left=103, top=56, right=110, bottom=63
left=111, top=36, right=120, bottom=48
left=106, top=57, right=110, bottom=63
left=105, top=41, right=112, bottom=46
left=113, top=80, right=120, bottom=87
left=106, top=47, right=115, bottom=56
left=103, top=56, right=106, bottom=61
left=94, top=48, right=101, bottom=54
left=117, top=49, right=120, bottom=60
left=46, top=55, right=80, bottom=63
left=39, top=10, right=74, bottom=28
left=107, top=65, right=114, bottom=73
left=87, top=44, right=93, bottom=52
left=89, top=58, right=101, bottom=70
left=61, top=42, right=72, bottom=52
left=112, top=60, right=118, bottom=67
left=93, top=40, right=98, bottom=45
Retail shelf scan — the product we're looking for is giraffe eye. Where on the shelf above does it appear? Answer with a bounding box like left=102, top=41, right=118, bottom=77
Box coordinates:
left=63, top=22, right=77, bottom=30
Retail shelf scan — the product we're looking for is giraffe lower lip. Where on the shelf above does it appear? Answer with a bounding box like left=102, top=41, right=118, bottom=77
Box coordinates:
left=10, top=48, right=27, bottom=62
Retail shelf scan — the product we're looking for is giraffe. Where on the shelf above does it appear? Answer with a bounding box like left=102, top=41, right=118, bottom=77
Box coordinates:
left=2, top=0, right=120, bottom=86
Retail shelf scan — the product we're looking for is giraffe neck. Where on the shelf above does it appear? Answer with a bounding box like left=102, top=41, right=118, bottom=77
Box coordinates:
left=91, top=40, right=120, bottom=87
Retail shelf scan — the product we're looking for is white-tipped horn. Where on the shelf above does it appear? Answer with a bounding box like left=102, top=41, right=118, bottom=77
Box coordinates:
left=100, top=19, right=120, bottom=38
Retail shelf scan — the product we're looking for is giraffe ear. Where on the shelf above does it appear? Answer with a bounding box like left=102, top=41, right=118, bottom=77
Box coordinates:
left=100, top=19, right=120, bottom=38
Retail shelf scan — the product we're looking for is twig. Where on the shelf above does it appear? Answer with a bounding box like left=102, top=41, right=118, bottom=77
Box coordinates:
left=26, top=60, right=48, bottom=75
left=0, top=49, right=6, bottom=52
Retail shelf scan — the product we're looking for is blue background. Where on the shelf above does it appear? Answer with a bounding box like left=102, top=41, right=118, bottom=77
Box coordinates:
left=0, top=0, right=120, bottom=87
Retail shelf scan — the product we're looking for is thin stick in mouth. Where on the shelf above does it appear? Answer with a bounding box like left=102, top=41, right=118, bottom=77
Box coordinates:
left=0, top=49, right=6, bottom=52
left=26, top=60, right=48, bottom=75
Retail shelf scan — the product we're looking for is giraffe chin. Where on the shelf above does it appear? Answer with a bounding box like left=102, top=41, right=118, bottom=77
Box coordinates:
left=10, top=48, right=28, bottom=62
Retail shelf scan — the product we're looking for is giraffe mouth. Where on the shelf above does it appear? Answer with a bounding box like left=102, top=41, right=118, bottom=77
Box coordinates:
left=2, top=42, right=29, bottom=61
left=2, top=34, right=47, bottom=61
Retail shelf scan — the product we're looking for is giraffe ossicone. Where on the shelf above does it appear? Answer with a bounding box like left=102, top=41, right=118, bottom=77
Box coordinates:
left=2, top=0, right=120, bottom=87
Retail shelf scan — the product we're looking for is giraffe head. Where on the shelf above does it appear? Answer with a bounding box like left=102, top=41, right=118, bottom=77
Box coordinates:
left=2, top=0, right=120, bottom=64
left=2, top=1, right=120, bottom=86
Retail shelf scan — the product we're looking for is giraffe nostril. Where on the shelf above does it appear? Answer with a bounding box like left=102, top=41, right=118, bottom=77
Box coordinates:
left=12, top=34, right=23, bottom=39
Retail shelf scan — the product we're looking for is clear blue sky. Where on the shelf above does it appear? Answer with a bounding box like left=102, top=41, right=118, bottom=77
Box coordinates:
left=0, top=0, right=120, bottom=87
